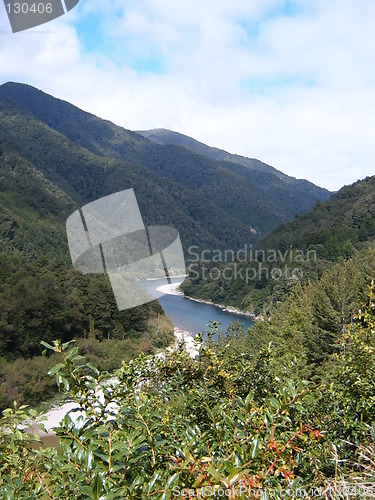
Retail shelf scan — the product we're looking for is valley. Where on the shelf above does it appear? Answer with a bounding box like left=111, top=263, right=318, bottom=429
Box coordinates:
left=1, top=82, right=375, bottom=497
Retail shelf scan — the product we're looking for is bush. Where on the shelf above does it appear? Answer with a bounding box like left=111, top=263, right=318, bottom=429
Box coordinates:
left=0, top=335, right=325, bottom=498
left=1, top=293, right=375, bottom=498
left=0, top=354, right=59, bottom=410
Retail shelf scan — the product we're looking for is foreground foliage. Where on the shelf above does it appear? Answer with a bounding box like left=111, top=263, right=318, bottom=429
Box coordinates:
left=1, top=289, right=375, bottom=498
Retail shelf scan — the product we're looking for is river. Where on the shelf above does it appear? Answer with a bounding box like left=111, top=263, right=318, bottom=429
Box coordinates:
left=158, top=294, right=253, bottom=337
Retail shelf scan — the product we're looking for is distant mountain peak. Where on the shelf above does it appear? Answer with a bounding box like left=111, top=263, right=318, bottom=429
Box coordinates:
left=138, top=128, right=286, bottom=179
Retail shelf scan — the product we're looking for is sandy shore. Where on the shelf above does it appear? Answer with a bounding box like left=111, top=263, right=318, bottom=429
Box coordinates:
left=156, top=282, right=184, bottom=295
left=185, top=295, right=257, bottom=318
left=34, top=401, right=81, bottom=435
left=173, top=327, right=200, bottom=358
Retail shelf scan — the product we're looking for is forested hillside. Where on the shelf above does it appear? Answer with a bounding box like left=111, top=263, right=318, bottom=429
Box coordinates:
left=138, top=127, right=332, bottom=219
left=0, top=82, right=331, bottom=245
left=183, top=175, right=375, bottom=312
left=260, top=176, right=375, bottom=258
left=0, top=123, right=174, bottom=411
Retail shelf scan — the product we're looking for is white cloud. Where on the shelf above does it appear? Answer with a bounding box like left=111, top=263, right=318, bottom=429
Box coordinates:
left=1, top=0, right=375, bottom=190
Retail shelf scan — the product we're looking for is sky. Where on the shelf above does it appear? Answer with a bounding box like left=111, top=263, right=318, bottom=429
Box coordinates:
left=1, top=0, right=375, bottom=191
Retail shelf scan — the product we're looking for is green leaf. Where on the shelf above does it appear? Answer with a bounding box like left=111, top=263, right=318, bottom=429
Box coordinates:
left=165, top=473, right=179, bottom=489
left=269, top=397, right=281, bottom=410
left=92, top=473, right=104, bottom=500
left=41, top=340, right=58, bottom=351
left=206, top=467, right=225, bottom=484
left=227, top=467, right=240, bottom=481
left=250, top=438, right=259, bottom=459
left=245, top=391, right=254, bottom=405
left=228, top=468, right=250, bottom=486
left=148, top=471, right=161, bottom=493
left=48, top=363, right=65, bottom=376
left=79, top=485, right=94, bottom=498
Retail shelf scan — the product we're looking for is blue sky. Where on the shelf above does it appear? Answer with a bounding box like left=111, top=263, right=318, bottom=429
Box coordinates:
left=1, top=0, right=375, bottom=191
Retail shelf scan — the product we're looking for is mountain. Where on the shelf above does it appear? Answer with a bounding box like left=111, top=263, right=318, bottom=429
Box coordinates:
left=137, top=128, right=331, bottom=208
left=182, top=175, right=375, bottom=312
left=0, top=86, right=172, bottom=407
left=0, top=142, right=73, bottom=261
left=0, top=136, right=171, bottom=356
left=138, top=128, right=280, bottom=176
left=259, top=176, right=375, bottom=260
left=0, top=82, right=331, bottom=249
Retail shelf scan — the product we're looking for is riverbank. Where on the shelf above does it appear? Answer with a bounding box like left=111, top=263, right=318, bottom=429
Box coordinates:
left=156, top=281, right=262, bottom=320
left=183, top=296, right=263, bottom=321
left=156, top=282, right=184, bottom=296
left=34, top=286, right=257, bottom=437
left=186, top=296, right=252, bottom=316
left=173, top=326, right=199, bottom=357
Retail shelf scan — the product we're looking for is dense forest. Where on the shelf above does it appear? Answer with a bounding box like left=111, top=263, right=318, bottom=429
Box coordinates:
left=0, top=124, right=174, bottom=410
left=0, top=82, right=330, bottom=247
left=182, top=176, right=375, bottom=313
left=1, top=83, right=375, bottom=497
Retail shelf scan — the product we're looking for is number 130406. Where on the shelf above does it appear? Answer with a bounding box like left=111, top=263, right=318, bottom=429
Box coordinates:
left=5, top=3, right=53, bottom=14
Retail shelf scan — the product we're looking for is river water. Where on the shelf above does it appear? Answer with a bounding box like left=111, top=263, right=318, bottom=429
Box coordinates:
left=158, top=294, right=253, bottom=336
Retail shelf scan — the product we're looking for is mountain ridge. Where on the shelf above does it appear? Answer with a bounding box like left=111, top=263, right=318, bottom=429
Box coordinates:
left=137, top=127, right=328, bottom=191
left=0, top=82, right=331, bottom=248
left=137, top=127, right=282, bottom=176
left=137, top=127, right=331, bottom=222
